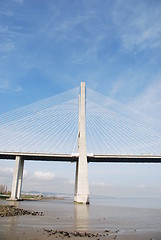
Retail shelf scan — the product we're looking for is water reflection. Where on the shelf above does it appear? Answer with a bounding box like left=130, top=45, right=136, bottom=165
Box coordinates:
left=8, top=200, right=20, bottom=208
left=74, top=203, right=89, bottom=231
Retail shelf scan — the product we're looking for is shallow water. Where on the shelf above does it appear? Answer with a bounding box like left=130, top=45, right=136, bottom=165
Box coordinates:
left=92, top=196, right=161, bottom=209
left=0, top=197, right=161, bottom=235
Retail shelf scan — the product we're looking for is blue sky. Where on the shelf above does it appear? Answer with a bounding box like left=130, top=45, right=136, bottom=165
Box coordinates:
left=0, top=0, right=161, bottom=198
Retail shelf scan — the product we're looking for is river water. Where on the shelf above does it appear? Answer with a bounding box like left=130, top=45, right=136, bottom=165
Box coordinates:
left=0, top=197, right=161, bottom=237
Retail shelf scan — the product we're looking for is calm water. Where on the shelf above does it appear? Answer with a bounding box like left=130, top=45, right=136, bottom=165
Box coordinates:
left=92, top=196, right=161, bottom=209
left=0, top=197, right=161, bottom=235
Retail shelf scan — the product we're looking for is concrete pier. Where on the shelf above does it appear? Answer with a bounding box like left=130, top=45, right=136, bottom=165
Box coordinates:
left=74, top=82, right=89, bottom=204
left=10, top=156, right=24, bottom=200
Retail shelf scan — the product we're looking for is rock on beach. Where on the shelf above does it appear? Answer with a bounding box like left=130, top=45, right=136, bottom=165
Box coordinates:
left=43, top=229, right=109, bottom=238
left=0, top=204, right=43, bottom=217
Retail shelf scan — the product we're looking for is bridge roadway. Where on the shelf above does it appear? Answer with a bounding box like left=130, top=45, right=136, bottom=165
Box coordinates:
left=1, top=152, right=161, bottom=163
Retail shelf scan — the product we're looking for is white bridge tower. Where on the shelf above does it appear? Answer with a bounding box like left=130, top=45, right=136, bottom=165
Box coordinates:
left=74, top=82, right=89, bottom=204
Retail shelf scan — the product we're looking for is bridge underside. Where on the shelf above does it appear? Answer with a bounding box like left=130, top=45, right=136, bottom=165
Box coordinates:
left=1, top=152, right=161, bottom=163
left=0, top=152, right=78, bottom=162
left=88, top=155, right=161, bottom=163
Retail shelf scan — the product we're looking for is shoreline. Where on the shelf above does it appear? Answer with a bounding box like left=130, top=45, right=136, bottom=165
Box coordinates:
left=0, top=194, right=64, bottom=201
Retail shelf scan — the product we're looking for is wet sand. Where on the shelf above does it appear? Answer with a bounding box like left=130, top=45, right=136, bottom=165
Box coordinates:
left=0, top=198, right=161, bottom=240
left=1, top=225, right=161, bottom=240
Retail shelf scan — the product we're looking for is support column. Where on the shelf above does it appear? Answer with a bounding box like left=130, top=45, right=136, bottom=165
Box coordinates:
left=74, top=161, right=78, bottom=197
left=74, top=82, right=89, bottom=204
left=10, top=156, right=24, bottom=200
left=16, top=158, right=24, bottom=199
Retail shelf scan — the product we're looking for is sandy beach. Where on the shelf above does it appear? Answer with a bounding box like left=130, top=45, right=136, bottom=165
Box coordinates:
left=0, top=198, right=161, bottom=240
left=1, top=226, right=161, bottom=240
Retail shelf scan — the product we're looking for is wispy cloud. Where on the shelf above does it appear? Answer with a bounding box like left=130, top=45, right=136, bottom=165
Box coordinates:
left=0, top=41, right=15, bottom=53
left=0, top=80, right=9, bottom=91
left=0, top=167, right=13, bottom=176
left=0, top=25, right=16, bottom=55
left=109, top=68, right=146, bottom=101
left=0, top=79, right=22, bottom=93
left=34, top=171, right=55, bottom=181
left=112, top=0, right=161, bottom=52
left=90, top=182, right=112, bottom=187
left=15, top=86, right=22, bottom=92
left=130, top=78, right=161, bottom=120
left=55, top=13, right=94, bottom=34
left=67, top=179, right=74, bottom=185
left=137, top=184, right=147, bottom=189
left=0, top=10, right=15, bottom=17
left=13, top=0, right=24, bottom=5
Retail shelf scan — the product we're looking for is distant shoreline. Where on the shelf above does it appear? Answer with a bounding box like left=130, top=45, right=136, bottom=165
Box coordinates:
left=0, top=194, right=64, bottom=201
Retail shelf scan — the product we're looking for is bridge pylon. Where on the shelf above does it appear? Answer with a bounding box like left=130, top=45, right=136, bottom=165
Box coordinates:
left=74, top=82, right=89, bottom=204
left=9, top=156, right=24, bottom=200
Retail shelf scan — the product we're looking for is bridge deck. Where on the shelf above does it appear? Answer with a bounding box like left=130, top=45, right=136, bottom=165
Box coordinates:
left=0, top=152, right=78, bottom=162
left=0, top=152, right=161, bottom=163
left=88, top=155, right=161, bottom=163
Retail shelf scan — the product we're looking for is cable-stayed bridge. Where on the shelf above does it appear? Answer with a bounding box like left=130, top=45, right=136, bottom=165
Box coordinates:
left=0, top=82, right=161, bottom=203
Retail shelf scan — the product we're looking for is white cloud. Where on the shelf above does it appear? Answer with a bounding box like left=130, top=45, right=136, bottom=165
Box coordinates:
left=0, top=167, right=28, bottom=179
left=23, top=170, right=28, bottom=178
left=0, top=167, right=13, bottom=176
left=67, top=179, right=74, bottom=185
left=137, top=184, right=147, bottom=189
left=90, top=182, right=112, bottom=187
left=34, top=171, right=55, bottom=181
